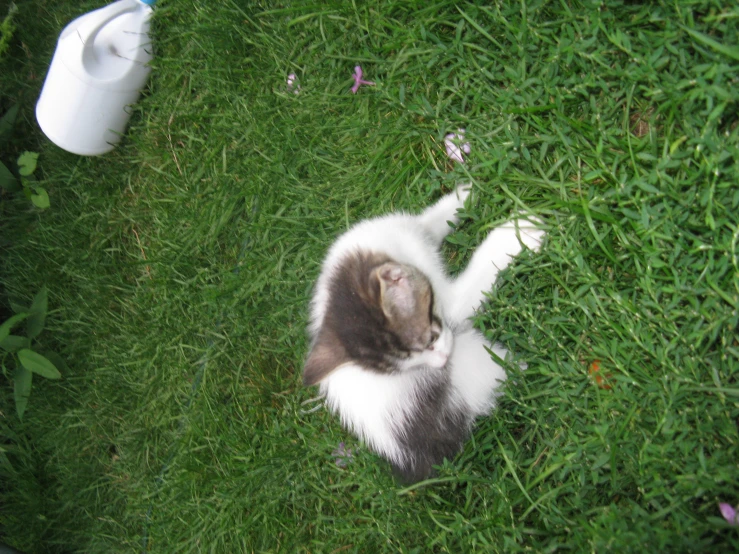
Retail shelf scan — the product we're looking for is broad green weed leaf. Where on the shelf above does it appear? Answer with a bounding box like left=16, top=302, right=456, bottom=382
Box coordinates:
left=0, top=160, right=19, bottom=192
left=0, top=313, right=28, bottom=343
left=40, top=351, right=68, bottom=374
left=27, top=287, right=48, bottom=339
left=682, top=26, right=739, bottom=62
left=30, top=187, right=50, bottom=209
left=0, top=335, right=28, bottom=353
left=14, top=366, right=32, bottom=420
left=0, top=104, right=19, bottom=144
left=31, top=287, right=49, bottom=312
left=17, top=151, right=38, bottom=176
left=18, top=349, right=61, bottom=379
left=10, top=301, right=27, bottom=314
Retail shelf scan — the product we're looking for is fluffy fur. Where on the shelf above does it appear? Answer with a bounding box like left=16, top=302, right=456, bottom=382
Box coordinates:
left=304, top=186, right=544, bottom=483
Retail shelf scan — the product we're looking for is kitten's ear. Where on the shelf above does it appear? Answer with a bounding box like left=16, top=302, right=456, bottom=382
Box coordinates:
left=375, top=263, right=416, bottom=318
left=303, top=330, right=348, bottom=386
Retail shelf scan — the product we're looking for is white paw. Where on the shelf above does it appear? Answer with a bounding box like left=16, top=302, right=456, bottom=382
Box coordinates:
left=502, top=216, right=545, bottom=252
left=456, top=183, right=471, bottom=203
left=518, top=222, right=545, bottom=252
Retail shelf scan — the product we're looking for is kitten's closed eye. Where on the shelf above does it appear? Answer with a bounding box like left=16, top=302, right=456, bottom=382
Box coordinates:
left=411, top=334, right=436, bottom=353
left=427, top=330, right=439, bottom=348
left=403, top=323, right=452, bottom=371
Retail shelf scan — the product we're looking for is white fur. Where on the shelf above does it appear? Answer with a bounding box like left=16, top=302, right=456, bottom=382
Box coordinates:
left=320, top=329, right=510, bottom=466
left=447, top=217, right=544, bottom=325
left=320, top=363, right=441, bottom=466
left=310, top=218, right=450, bottom=337
left=448, top=330, right=508, bottom=416
left=310, top=186, right=544, bottom=468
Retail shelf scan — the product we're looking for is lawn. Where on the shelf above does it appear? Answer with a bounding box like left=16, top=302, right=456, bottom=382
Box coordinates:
left=1, top=0, right=738, bottom=552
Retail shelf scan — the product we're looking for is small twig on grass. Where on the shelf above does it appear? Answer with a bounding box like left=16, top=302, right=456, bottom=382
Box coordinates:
left=131, top=228, right=152, bottom=280
left=166, top=122, right=183, bottom=176
left=329, top=545, right=354, bottom=554
left=166, top=80, right=188, bottom=176
left=299, top=395, right=324, bottom=415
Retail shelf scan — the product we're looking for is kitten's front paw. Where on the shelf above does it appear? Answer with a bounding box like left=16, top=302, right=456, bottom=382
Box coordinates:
left=455, top=183, right=471, bottom=204
left=503, top=216, right=545, bottom=252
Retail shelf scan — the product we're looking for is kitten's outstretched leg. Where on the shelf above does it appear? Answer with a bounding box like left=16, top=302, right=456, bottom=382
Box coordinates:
left=418, top=184, right=471, bottom=244
left=446, top=217, right=545, bottom=326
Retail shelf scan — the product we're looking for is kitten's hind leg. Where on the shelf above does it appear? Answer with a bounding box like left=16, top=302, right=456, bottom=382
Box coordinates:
left=417, top=184, right=471, bottom=244
left=447, top=216, right=545, bottom=325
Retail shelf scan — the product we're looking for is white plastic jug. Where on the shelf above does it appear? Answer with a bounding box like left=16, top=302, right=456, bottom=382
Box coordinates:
left=36, top=0, right=155, bottom=156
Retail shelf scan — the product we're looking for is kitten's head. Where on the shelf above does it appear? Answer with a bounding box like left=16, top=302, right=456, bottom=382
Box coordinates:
left=304, top=252, right=452, bottom=386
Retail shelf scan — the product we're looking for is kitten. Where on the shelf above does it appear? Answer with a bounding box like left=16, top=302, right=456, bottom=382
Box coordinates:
left=303, top=186, right=544, bottom=483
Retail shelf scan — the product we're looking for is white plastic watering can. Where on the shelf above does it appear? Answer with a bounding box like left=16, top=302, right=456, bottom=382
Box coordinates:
left=36, top=0, right=156, bottom=156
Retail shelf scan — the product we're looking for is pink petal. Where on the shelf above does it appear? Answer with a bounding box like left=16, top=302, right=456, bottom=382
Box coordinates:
left=445, top=144, right=464, bottom=163
left=286, top=73, right=301, bottom=94
left=444, top=130, right=470, bottom=163
left=720, top=503, right=738, bottom=525
left=351, top=66, right=375, bottom=93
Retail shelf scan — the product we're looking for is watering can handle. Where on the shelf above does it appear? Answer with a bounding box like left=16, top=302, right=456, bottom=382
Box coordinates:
left=71, top=0, right=144, bottom=47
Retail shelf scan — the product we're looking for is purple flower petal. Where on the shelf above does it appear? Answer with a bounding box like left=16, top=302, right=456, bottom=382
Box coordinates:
left=286, top=73, right=301, bottom=94
left=331, top=441, right=355, bottom=467
left=351, top=65, right=376, bottom=94
left=444, top=129, right=471, bottom=163
left=720, top=503, right=738, bottom=525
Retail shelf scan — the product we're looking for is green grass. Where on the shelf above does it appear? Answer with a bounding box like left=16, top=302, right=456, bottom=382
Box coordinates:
left=1, top=0, right=738, bottom=551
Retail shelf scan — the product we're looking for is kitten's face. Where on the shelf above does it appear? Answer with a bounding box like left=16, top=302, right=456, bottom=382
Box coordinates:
left=374, top=262, right=452, bottom=371
left=303, top=254, right=454, bottom=386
